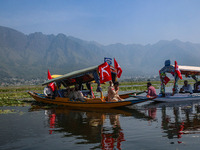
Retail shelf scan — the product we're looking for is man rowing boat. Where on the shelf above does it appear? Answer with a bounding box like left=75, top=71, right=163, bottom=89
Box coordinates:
left=145, top=82, right=157, bottom=97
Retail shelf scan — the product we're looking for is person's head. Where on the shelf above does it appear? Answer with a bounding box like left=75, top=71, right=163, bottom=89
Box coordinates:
left=114, top=81, right=119, bottom=88
left=184, top=80, right=188, bottom=86
left=147, top=82, right=152, bottom=88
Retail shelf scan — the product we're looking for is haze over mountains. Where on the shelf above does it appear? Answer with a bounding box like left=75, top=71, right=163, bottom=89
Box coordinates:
left=1, top=25, right=200, bottom=80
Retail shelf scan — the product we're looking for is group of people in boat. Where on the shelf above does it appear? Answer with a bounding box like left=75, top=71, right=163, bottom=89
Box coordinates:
left=179, top=80, right=200, bottom=94
left=43, top=80, right=124, bottom=102
left=44, top=79, right=200, bottom=101
left=147, top=79, right=200, bottom=97
left=44, top=83, right=88, bottom=101
left=43, top=80, right=159, bottom=101
left=141, top=79, right=200, bottom=98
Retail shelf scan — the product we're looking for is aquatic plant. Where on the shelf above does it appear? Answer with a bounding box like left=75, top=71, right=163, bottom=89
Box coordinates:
left=0, top=85, right=43, bottom=106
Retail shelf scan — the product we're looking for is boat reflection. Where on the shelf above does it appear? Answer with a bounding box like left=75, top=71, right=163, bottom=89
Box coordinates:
left=49, top=112, right=56, bottom=134
left=30, top=105, right=152, bottom=149
left=145, top=101, right=200, bottom=143
left=101, top=114, right=125, bottom=150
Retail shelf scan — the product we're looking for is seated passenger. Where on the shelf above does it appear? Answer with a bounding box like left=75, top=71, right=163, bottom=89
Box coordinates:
left=63, top=87, right=70, bottom=97
left=107, top=81, right=123, bottom=102
left=197, top=84, right=200, bottom=91
left=193, top=81, right=200, bottom=93
left=44, top=85, right=54, bottom=97
left=180, top=80, right=193, bottom=94
left=73, top=85, right=86, bottom=101
left=68, top=87, right=75, bottom=100
left=146, top=82, right=157, bottom=97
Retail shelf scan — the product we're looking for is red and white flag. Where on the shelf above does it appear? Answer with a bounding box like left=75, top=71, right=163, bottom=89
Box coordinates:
left=163, top=76, right=170, bottom=85
left=175, top=61, right=182, bottom=79
left=159, top=70, right=170, bottom=85
left=98, top=62, right=112, bottom=83
left=48, top=69, right=56, bottom=91
left=114, top=58, right=122, bottom=78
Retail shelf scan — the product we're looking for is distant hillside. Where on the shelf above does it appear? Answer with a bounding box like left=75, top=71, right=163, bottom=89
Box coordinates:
left=1, top=26, right=200, bottom=80
left=0, top=26, right=107, bottom=79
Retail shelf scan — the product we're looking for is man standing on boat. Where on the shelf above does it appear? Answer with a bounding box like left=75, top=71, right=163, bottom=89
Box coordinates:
left=180, top=80, right=193, bottom=94
left=146, top=82, right=157, bottom=97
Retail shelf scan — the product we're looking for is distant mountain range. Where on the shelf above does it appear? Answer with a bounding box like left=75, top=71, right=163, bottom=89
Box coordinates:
left=1, top=25, right=200, bottom=80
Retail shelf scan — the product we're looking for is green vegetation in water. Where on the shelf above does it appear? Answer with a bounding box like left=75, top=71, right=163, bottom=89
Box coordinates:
left=0, top=109, right=16, bottom=114
left=0, top=109, right=24, bottom=115
left=0, top=85, right=43, bottom=106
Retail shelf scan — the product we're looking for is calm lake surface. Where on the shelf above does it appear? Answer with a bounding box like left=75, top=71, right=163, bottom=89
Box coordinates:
left=1, top=98, right=200, bottom=150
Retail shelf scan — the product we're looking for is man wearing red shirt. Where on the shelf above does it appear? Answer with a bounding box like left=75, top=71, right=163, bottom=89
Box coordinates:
left=146, top=82, right=157, bottom=97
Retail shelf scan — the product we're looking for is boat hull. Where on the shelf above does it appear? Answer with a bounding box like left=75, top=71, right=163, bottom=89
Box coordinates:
left=28, top=91, right=150, bottom=108
left=153, top=94, right=200, bottom=102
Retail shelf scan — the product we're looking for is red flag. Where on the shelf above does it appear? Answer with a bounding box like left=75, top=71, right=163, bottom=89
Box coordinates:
left=159, top=70, right=170, bottom=85
left=114, top=58, right=122, bottom=78
left=163, top=76, right=170, bottom=85
left=47, top=70, right=56, bottom=91
left=98, top=62, right=112, bottom=83
left=48, top=69, right=53, bottom=80
left=175, top=61, right=182, bottom=79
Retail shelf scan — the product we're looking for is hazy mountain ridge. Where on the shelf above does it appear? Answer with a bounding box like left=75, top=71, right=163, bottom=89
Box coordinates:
left=1, top=26, right=200, bottom=79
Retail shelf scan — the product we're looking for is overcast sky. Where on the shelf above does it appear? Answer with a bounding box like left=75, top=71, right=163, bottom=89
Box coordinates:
left=1, top=0, right=200, bottom=45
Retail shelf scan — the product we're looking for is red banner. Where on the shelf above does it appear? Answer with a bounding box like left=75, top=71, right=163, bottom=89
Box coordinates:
left=163, top=76, right=170, bottom=85
left=175, top=61, right=182, bottom=79
left=98, top=62, right=112, bottom=83
left=114, top=58, right=122, bottom=78
left=48, top=70, right=56, bottom=91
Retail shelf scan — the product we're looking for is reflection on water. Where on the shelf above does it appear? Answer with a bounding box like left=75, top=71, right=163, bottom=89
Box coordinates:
left=1, top=100, right=200, bottom=149
left=144, top=101, right=200, bottom=144
left=29, top=104, right=155, bottom=149
left=41, top=101, right=200, bottom=148
left=161, top=104, right=200, bottom=143
left=42, top=107, right=127, bottom=149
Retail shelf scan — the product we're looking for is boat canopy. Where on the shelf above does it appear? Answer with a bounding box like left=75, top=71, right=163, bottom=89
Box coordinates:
left=42, top=65, right=99, bottom=87
left=42, top=65, right=117, bottom=88
left=178, top=65, right=200, bottom=76
left=51, top=75, right=62, bottom=78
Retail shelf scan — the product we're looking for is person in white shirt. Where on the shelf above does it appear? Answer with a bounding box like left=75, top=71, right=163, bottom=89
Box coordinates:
left=180, top=80, right=193, bottom=94
left=73, top=84, right=86, bottom=101
left=44, top=85, right=54, bottom=97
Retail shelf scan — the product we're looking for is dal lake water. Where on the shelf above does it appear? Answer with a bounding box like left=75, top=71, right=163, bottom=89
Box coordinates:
left=1, top=100, right=200, bottom=150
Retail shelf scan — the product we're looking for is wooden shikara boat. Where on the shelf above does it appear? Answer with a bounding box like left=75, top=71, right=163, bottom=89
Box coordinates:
left=28, top=63, right=151, bottom=108
left=28, top=91, right=152, bottom=108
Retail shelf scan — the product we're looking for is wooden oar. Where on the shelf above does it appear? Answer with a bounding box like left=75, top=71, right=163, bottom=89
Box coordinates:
left=130, top=91, right=145, bottom=96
